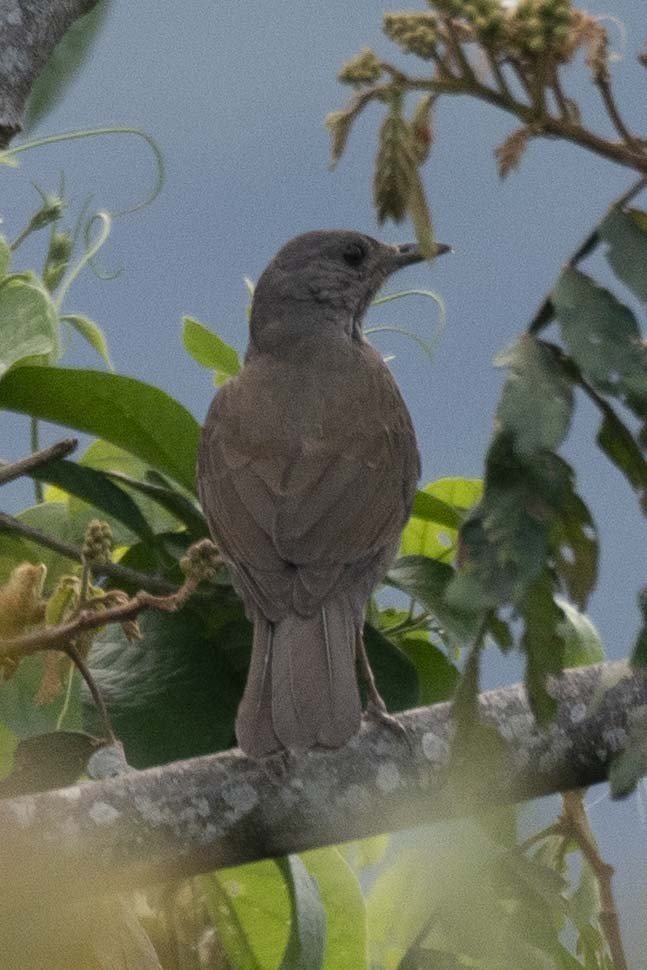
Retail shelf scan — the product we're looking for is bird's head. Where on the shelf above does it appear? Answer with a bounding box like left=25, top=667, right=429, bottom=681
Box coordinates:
left=248, top=229, right=450, bottom=354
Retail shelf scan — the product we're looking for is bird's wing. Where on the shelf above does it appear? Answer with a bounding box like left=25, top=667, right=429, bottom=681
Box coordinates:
left=197, top=349, right=419, bottom=618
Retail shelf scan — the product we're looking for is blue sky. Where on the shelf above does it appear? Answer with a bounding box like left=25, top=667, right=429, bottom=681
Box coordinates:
left=1, top=0, right=646, bottom=956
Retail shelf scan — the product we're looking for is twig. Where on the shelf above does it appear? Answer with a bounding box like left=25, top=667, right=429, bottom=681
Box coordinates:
left=0, top=511, right=177, bottom=595
left=64, top=641, right=117, bottom=744
left=596, top=77, right=643, bottom=153
left=0, top=438, right=78, bottom=485
left=528, top=175, right=647, bottom=334
left=0, top=575, right=199, bottom=659
left=561, top=790, right=628, bottom=970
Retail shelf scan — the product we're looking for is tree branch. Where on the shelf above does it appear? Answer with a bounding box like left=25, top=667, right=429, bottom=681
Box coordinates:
left=0, top=511, right=178, bottom=595
left=0, top=437, right=78, bottom=485
left=0, top=660, right=643, bottom=899
left=0, top=0, right=100, bottom=146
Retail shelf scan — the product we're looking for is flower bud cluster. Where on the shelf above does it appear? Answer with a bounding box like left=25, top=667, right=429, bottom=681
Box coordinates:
left=383, top=13, right=439, bottom=59
left=81, top=519, right=113, bottom=566
left=338, top=48, right=383, bottom=86
left=180, top=539, right=221, bottom=584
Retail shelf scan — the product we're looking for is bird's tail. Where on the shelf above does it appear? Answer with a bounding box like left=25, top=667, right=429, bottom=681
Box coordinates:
left=235, top=597, right=363, bottom=758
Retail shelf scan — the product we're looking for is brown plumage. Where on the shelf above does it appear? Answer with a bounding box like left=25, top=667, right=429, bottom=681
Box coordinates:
left=197, top=230, right=443, bottom=758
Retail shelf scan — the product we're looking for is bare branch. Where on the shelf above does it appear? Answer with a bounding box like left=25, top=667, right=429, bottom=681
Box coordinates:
left=0, top=511, right=178, bottom=595
left=0, top=660, right=643, bottom=899
left=0, top=437, right=78, bottom=485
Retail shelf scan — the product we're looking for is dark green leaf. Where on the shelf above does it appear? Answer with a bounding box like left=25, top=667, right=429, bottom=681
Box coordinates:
left=551, top=490, right=598, bottom=609
left=278, top=855, right=326, bottom=970
left=106, top=469, right=208, bottom=537
left=86, top=605, right=244, bottom=766
left=396, top=633, right=459, bottom=705
left=30, top=458, right=155, bottom=541
left=387, top=555, right=480, bottom=642
left=520, top=575, right=566, bottom=723
left=631, top=587, right=647, bottom=667
left=410, top=490, right=463, bottom=530
left=0, top=276, right=58, bottom=376
left=0, top=720, right=19, bottom=778
left=596, top=412, right=647, bottom=513
left=599, top=205, right=647, bottom=304
left=182, top=316, right=241, bottom=382
left=553, top=267, right=647, bottom=426
left=0, top=730, right=101, bottom=798
left=25, top=1, right=112, bottom=130
left=609, top=704, right=647, bottom=799
left=363, top=623, right=420, bottom=712
left=0, top=366, right=200, bottom=492
left=495, top=335, right=574, bottom=455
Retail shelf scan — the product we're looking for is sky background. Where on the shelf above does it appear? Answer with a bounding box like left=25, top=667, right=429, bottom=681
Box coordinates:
left=1, top=0, right=646, bottom=959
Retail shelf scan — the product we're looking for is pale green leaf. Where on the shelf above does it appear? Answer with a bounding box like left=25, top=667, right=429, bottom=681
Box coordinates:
left=182, top=315, right=241, bottom=380
left=0, top=276, right=58, bottom=376
left=61, top=313, right=113, bottom=369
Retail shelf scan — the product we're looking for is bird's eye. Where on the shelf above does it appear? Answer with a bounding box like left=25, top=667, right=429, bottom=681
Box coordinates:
left=342, top=243, right=365, bottom=267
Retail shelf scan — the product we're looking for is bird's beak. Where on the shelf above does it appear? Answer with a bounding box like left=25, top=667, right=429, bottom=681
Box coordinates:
left=389, top=240, right=452, bottom=270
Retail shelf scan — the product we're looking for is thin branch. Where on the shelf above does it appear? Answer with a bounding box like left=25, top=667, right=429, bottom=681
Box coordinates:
left=0, top=511, right=177, bottom=595
left=0, top=574, right=199, bottom=659
left=0, top=437, right=77, bottom=485
left=595, top=76, right=643, bottom=153
left=561, top=790, right=628, bottom=970
left=64, top=641, right=117, bottom=744
left=528, top=175, right=647, bottom=334
left=0, top=660, right=642, bottom=899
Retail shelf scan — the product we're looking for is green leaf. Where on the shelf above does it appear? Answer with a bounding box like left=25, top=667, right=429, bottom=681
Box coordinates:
left=596, top=411, right=647, bottom=513
left=0, top=730, right=98, bottom=797
left=30, top=458, right=155, bottom=542
left=599, top=205, right=647, bottom=303
left=388, top=555, right=480, bottom=642
left=301, top=848, right=368, bottom=970
left=201, top=860, right=290, bottom=970
left=0, top=655, right=83, bottom=738
left=0, top=720, right=19, bottom=779
left=0, top=366, right=201, bottom=493
left=61, top=314, right=113, bottom=369
left=106, top=468, right=208, bottom=537
left=0, top=501, right=81, bottom=588
left=0, top=235, right=10, bottom=277
left=495, top=335, right=574, bottom=455
left=553, top=267, right=647, bottom=427
left=363, top=623, right=420, bottom=712
left=393, top=630, right=459, bottom=705
left=24, top=1, right=112, bottom=130
left=87, top=606, right=244, bottom=766
left=182, top=315, right=241, bottom=381
left=66, top=440, right=190, bottom=541
left=551, top=489, right=598, bottom=609
left=520, top=574, right=566, bottom=723
left=0, top=276, right=58, bottom=376
left=556, top=598, right=604, bottom=667
left=631, top=587, right=647, bottom=667
left=278, top=855, right=326, bottom=970
left=404, top=477, right=482, bottom=561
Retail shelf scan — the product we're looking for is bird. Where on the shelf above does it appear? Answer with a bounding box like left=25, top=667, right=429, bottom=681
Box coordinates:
left=197, top=229, right=447, bottom=758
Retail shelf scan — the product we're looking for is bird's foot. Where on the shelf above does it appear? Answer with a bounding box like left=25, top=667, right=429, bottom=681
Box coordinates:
left=363, top=701, right=412, bottom=751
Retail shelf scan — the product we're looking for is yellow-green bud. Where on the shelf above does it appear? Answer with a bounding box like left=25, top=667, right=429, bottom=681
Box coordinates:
left=81, top=519, right=113, bottom=566
left=338, top=48, right=382, bottom=86
left=383, top=12, right=438, bottom=59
